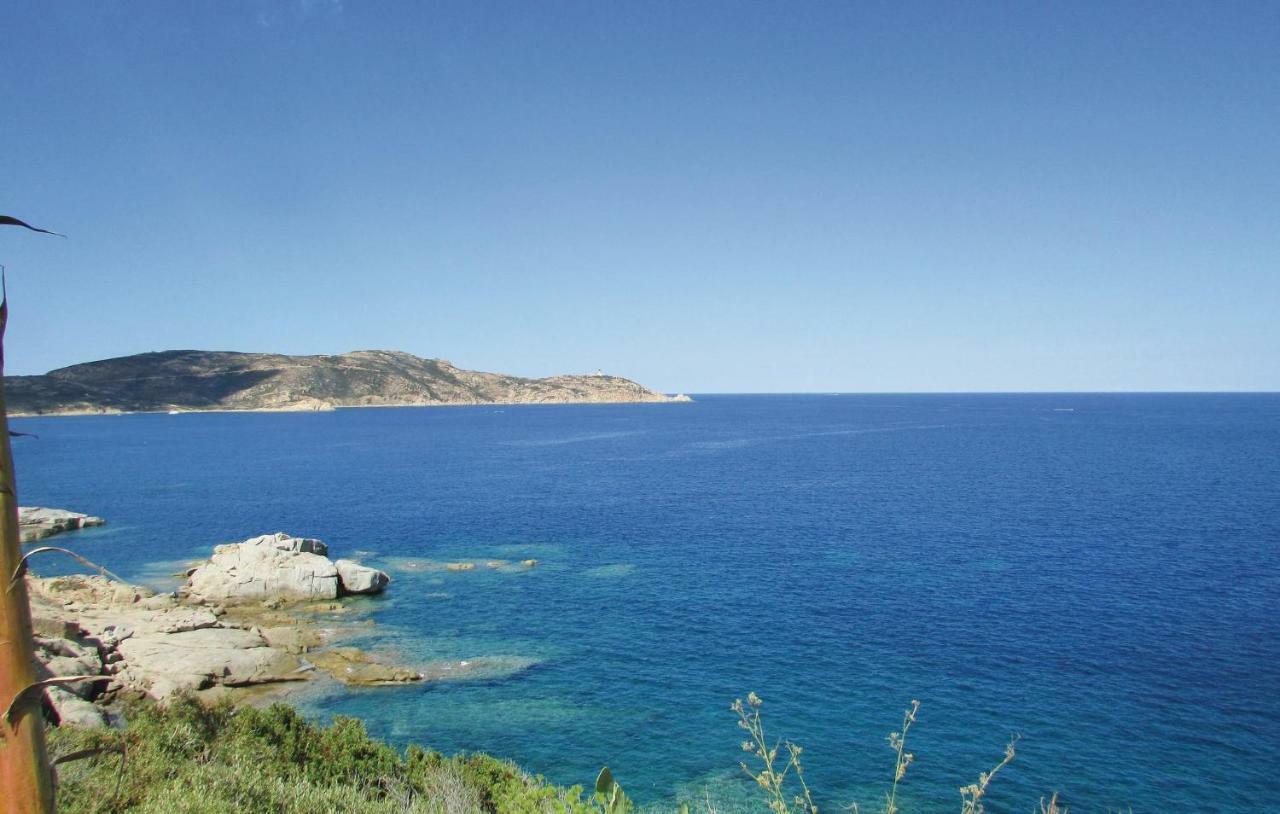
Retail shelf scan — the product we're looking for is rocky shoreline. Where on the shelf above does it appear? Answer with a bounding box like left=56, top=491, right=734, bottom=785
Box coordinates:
left=26, top=527, right=426, bottom=729
left=13, top=396, right=694, bottom=418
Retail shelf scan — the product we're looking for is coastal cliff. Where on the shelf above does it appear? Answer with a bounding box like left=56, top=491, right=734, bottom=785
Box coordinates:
left=5, top=349, right=687, bottom=415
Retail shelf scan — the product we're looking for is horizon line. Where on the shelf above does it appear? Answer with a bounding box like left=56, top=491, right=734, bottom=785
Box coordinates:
left=675, top=390, right=1280, bottom=396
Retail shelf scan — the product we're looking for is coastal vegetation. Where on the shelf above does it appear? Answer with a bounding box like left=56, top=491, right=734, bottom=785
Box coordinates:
left=44, top=692, right=1054, bottom=813
left=48, top=697, right=601, bottom=814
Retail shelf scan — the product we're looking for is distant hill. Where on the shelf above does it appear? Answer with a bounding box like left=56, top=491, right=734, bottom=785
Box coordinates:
left=4, top=350, right=687, bottom=415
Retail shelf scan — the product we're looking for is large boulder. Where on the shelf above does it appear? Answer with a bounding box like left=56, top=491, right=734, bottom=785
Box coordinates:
left=334, top=560, right=390, bottom=595
left=187, top=533, right=339, bottom=601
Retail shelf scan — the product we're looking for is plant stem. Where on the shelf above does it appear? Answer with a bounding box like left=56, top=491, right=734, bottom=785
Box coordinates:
left=885, top=701, right=918, bottom=814
left=0, top=293, right=55, bottom=813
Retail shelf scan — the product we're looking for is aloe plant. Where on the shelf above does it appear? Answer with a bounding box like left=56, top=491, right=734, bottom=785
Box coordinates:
left=593, top=766, right=693, bottom=814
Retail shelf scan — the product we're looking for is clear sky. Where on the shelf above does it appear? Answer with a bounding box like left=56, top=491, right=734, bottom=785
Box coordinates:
left=2, top=2, right=1277, bottom=392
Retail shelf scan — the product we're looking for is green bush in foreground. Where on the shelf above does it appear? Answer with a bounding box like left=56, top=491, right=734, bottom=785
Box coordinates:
left=48, top=696, right=596, bottom=814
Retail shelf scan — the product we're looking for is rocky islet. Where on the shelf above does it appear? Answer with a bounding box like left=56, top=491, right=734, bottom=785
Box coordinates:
left=18, top=506, right=106, bottom=543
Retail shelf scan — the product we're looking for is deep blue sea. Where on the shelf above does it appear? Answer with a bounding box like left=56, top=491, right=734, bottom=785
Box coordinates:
left=12, top=394, right=1280, bottom=812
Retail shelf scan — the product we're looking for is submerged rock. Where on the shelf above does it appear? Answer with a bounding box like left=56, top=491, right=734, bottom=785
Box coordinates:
left=309, top=648, right=422, bottom=685
left=18, top=506, right=106, bottom=543
left=419, top=655, right=541, bottom=683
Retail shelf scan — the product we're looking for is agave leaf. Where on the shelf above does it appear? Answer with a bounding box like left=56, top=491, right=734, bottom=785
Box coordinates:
left=593, top=766, right=634, bottom=813
left=4, top=676, right=112, bottom=724
left=9, top=546, right=127, bottom=589
left=595, top=766, right=615, bottom=797
left=0, top=215, right=64, bottom=237
left=51, top=745, right=121, bottom=767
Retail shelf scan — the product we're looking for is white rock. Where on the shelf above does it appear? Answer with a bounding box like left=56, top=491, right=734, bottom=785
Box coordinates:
left=334, top=560, right=390, bottom=595
left=188, top=533, right=339, bottom=601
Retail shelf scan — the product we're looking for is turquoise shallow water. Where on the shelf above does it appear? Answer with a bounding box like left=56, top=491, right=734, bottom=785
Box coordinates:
left=13, top=394, right=1280, bottom=811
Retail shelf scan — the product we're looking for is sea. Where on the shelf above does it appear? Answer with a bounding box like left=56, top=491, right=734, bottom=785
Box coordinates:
left=12, top=394, right=1280, bottom=812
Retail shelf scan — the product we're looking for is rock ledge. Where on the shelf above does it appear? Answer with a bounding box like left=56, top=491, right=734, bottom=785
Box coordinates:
left=19, top=507, right=106, bottom=543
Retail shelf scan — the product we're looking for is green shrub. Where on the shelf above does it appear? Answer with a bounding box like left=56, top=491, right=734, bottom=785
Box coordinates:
left=47, top=696, right=595, bottom=814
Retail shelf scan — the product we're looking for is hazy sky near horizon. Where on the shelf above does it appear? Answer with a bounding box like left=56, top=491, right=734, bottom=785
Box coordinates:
left=2, top=2, right=1277, bottom=392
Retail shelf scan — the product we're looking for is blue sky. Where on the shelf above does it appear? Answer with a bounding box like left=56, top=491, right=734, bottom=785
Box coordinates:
left=2, top=1, right=1277, bottom=392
